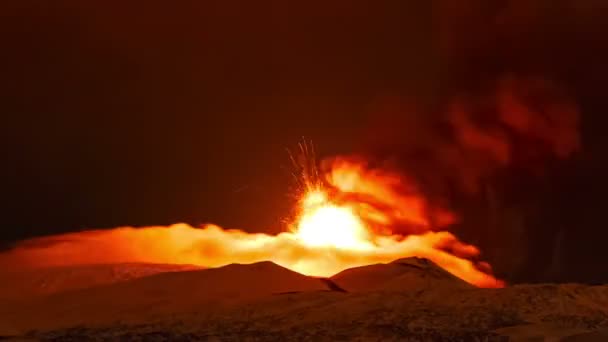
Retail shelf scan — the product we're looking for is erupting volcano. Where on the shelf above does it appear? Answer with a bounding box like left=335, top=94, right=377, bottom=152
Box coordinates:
left=0, top=152, right=503, bottom=288
left=5, top=1, right=608, bottom=339
left=295, top=189, right=372, bottom=251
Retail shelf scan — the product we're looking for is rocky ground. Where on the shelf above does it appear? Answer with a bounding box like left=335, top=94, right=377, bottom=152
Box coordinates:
left=1, top=259, right=608, bottom=341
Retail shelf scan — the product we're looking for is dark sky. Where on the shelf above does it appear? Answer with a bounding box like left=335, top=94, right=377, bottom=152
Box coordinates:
left=1, top=1, right=608, bottom=282
left=0, top=1, right=442, bottom=239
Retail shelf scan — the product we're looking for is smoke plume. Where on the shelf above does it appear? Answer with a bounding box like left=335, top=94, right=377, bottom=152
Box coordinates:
left=349, top=0, right=595, bottom=280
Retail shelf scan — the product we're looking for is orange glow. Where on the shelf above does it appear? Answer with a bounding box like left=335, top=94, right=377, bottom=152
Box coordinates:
left=0, top=158, right=503, bottom=288
left=295, top=191, right=373, bottom=251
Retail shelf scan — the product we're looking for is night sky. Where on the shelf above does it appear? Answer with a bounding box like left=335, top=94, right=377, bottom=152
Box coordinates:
left=2, top=1, right=608, bottom=283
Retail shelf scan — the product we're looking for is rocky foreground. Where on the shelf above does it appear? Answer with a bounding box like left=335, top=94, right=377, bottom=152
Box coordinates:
left=1, top=258, right=608, bottom=341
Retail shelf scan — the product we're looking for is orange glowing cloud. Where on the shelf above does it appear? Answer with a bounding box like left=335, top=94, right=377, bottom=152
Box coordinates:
left=0, top=158, right=503, bottom=288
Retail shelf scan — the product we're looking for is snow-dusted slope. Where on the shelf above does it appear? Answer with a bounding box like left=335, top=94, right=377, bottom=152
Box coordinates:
left=2, top=259, right=608, bottom=340
left=0, top=262, right=202, bottom=299
left=331, top=257, right=472, bottom=292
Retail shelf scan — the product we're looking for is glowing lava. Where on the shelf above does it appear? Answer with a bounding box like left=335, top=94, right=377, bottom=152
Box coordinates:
left=295, top=190, right=373, bottom=251
left=0, top=158, right=504, bottom=288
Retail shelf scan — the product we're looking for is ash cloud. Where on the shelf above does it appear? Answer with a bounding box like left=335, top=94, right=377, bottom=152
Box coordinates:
left=352, top=0, right=607, bottom=282
left=362, top=76, right=579, bottom=197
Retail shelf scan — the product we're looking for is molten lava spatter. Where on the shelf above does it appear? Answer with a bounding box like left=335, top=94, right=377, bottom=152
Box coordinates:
left=294, top=190, right=373, bottom=251
left=0, top=158, right=504, bottom=288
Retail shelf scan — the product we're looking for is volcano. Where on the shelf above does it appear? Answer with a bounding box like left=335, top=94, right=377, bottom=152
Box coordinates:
left=2, top=259, right=608, bottom=341
left=0, top=263, right=202, bottom=300
left=0, top=152, right=599, bottom=340
left=331, top=257, right=472, bottom=292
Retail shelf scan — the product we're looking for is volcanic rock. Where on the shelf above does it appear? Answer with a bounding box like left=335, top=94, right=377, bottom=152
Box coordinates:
left=0, top=261, right=335, bottom=333
left=2, top=261, right=608, bottom=340
left=330, top=257, right=472, bottom=292
left=0, top=262, right=201, bottom=300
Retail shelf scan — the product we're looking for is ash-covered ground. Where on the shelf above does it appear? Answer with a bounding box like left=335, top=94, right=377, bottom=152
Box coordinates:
left=2, top=258, right=608, bottom=341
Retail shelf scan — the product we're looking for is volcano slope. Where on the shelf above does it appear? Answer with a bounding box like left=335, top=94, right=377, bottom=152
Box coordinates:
left=1, top=258, right=608, bottom=341
left=0, top=263, right=203, bottom=300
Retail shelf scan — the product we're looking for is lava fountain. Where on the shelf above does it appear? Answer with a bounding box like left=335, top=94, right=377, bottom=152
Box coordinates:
left=0, top=157, right=504, bottom=288
left=295, top=190, right=373, bottom=251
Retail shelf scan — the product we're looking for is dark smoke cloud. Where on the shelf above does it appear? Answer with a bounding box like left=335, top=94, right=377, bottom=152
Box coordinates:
left=360, top=75, right=579, bottom=200
left=446, top=75, right=580, bottom=193
left=353, top=0, right=607, bottom=282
